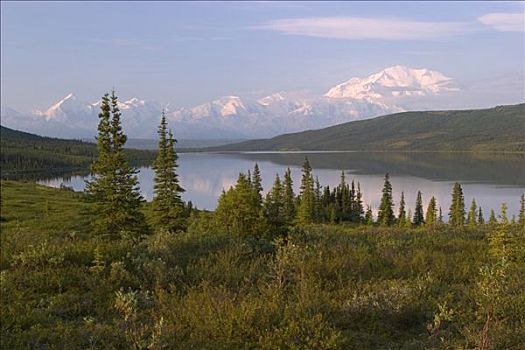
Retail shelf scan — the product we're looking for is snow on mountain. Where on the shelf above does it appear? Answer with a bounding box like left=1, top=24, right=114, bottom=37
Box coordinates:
left=0, top=65, right=457, bottom=139
left=325, top=65, right=456, bottom=100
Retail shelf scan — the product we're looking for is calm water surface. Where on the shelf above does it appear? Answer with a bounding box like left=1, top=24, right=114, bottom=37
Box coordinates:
left=38, top=152, right=525, bottom=217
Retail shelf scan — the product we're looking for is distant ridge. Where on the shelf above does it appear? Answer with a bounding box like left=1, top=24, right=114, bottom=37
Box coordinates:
left=207, top=104, right=525, bottom=153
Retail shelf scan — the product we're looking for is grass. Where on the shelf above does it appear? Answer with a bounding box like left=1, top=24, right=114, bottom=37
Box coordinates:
left=1, top=181, right=524, bottom=349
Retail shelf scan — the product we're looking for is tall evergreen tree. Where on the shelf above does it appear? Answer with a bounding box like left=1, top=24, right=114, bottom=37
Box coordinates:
left=152, top=112, right=186, bottom=233
left=467, top=198, right=478, bottom=229
left=405, top=209, right=413, bottom=228
left=489, top=209, right=498, bottom=225
left=377, top=173, right=395, bottom=226
left=251, top=163, right=263, bottom=208
left=85, top=91, right=148, bottom=240
left=314, top=177, right=323, bottom=223
left=397, top=192, right=406, bottom=227
left=413, top=191, right=425, bottom=226
left=265, top=174, right=286, bottom=235
left=448, top=182, right=465, bottom=227
left=351, top=181, right=364, bottom=223
left=425, top=196, right=437, bottom=227
left=438, top=207, right=444, bottom=224
left=477, top=206, right=485, bottom=225
left=518, top=194, right=525, bottom=228
left=336, top=171, right=350, bottom=221
left=282, top=168, right=296, bottom=227
left=499, top=203, right=508, bottom=225
left=365, top=205, right=374, bottom=225
left=297, top=157, right=315, bottom=225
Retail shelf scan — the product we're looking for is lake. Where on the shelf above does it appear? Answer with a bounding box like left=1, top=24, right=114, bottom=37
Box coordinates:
left=38, top=152, right=525, bottom=218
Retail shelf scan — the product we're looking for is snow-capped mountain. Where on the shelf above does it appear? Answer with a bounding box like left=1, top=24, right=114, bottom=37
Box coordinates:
left=325, top=65, right=456, bottom=100
left=0, top=65, right=457, bottom=139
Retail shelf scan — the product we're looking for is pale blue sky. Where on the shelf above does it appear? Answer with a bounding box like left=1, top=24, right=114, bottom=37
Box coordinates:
left=1, top=1, right=524, bottom=112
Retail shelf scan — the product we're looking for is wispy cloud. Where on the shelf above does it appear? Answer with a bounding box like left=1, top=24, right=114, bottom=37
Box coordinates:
left=252, top=16, right=475, bottom=40
left=478, top=12, right=524, bottom=32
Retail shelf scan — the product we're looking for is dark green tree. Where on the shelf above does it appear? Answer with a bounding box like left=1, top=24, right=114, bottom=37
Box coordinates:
left=282, top=168, right=296, bottom=226
left=413, top=191, right=425, bottom=226
left=478, top=206, right=485, bottom=225
left=425, top=196, right=437, bottom=227
left=438, top=207, right=444, bottom=224
left=85, top=91, right=148, bottom=240
left=151, top=112, right=186, bottom=233
left=499, top=203, right=508, bottom=225
left=365, top=205, right=374, bottom=225
left=264, top=174, right=286, bottom=235
left=351, top=181, right=364, bottom=223
left=467, top=198, right=478, bottom=229
left=377, top=173, right=395, bottom=226
left=488, top=209, right=498, bottom=225
left=397, top=192, right=406, bottom=227
left=297, top=157, right=315, bottom=225
left=251, top=163, right=263, bottom=209
left=448, top=182, right=465, bottom=227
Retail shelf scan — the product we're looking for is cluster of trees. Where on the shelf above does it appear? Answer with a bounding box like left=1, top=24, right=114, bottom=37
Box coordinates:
left=216, top=158, right=525, bottom=237
left=84, top=91, right=525, bottom=242
left=85, top=92, right=189, bottom=241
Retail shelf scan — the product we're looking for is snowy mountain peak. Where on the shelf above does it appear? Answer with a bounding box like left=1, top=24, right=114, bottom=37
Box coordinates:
left=324, top=65, right=455, bottom=100
left=258, top=92, right=285, bottom=106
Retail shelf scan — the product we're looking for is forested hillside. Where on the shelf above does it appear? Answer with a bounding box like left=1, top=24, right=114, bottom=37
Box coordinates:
left=0, top=126, right=156, bottom=178
left=210, top=104, right=525, bottom=152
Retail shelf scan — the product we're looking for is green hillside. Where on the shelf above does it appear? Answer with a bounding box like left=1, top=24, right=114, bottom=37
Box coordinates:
left=210, top=104, right=525, bottom=152
left=0, top=126, right=157, bottom=179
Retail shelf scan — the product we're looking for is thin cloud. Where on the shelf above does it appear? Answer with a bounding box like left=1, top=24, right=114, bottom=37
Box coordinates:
left=478, top=13, right=524, bottom=32
left=252, top=16, right=475, bottom=40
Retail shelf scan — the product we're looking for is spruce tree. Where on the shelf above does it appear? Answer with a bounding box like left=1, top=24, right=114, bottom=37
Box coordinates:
left=282, top=168, right=296, bottom=226
left=448, top=182, right=465, bottom=227
left=377, top=173, right=395, bottom=226
left=265, top=174, right=286, bottom=235
left=425, top=196, right=437, bottom=227
left=499, top=203, right=508, bottom=225
left=85, top=91, right=148, bottom=240
left=314, top=177, right=323, bottom=223
left=467, top=198, right=477, bottom=229
left=251, top=163, right=263, bottom=209
left=351, top=181, right=364, bottom=223
left=152, top=112, right=186, bottom=233
left=413, top=191, right=425, bottom=226
left=397, top=192, right=406, bottom=227
left=478, top=206, right=485, bottom=225
left=297, top=157, right=315, bottom=225
left=337, top=171, right=349, bottom=221
left=405, top=209, right=413, bottom=228
left=365, top=205, right=374, bottom=225
left=518, top=194, right=525, bottom=228
left=489, top=209, right=498, bottom=225
left=438, top=207, right=444, bottom=224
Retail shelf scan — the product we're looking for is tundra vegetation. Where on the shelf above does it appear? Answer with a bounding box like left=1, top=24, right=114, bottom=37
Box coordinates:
left=1, top=92, right=524, bottom=349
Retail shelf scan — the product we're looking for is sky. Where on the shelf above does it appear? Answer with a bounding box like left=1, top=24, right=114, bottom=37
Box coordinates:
left=1, top=1, right=524, bottom=112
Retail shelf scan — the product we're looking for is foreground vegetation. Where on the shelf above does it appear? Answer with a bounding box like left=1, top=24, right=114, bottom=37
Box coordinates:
left=1, top=181, right=524, bottom=349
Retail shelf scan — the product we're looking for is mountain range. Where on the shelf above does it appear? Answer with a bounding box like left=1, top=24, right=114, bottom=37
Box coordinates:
left=1, top=65, right=457, bottom=139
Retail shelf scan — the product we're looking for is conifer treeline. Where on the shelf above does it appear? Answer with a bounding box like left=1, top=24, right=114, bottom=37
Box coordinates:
left=216, top=158, right=525, bottom=237
left=85, top=91, right=525, bottom=241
